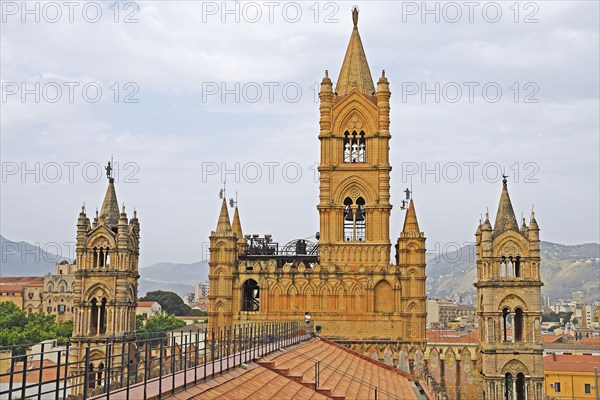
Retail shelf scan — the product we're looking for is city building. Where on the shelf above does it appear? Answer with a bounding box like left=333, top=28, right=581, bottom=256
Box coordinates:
left=543, top=354, right=600, bottom=399
left=195, top=281, right=209, bottom=301
left=43, top=262, right=75, bottom=323
left=208, top=8, right=427, bottom=355
left=0, top=277, right=44, bottom=312
left=136, top=301, right=162, bottom=319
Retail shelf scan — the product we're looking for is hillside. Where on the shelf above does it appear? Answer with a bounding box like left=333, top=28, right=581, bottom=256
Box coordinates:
left=426, top=241, right=600, bottom=301
left=2, top=234, right=597, bottom=300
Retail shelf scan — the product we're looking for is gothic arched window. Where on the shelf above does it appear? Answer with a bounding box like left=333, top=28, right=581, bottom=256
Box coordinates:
left=343, top=131, right=366, bottom=163
left=504, top=372, right=513, bottom=400
left=514, top=308, right=523, bottom=342
left=515, top=256, right=521, bottom=277
left=241, top=279, right=260, bottom=312
left=516, top=373, right=525, bottom=400
left=502, top=307, right=510, bottom=341
left=343, top=197, right=366, bottom=242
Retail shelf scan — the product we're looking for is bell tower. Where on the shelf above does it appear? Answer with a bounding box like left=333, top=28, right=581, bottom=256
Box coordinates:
left=475, top=177, right=544, bottom=400
left=70, top=160, right=140, bottom=394
left=317, top=7, right=392, bottom=269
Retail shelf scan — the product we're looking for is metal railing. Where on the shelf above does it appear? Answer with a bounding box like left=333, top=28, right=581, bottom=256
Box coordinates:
left=0, top=321, right=309, bottom=400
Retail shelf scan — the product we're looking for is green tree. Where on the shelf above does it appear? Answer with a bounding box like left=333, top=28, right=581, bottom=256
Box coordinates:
left=140, top=291, right=192, bottom=316
left=144, top=314, right=186, bottom=333
left=542, top=311, right=560, bottom=322
left=0, top=302, right=73, bottom=355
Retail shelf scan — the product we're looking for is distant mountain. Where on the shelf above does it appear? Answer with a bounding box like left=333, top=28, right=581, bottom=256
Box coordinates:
left=0, top=235, right=69, bottom=276
left=4, top=234, right=597, bottom=301
left=426, top=241, right=600, bottom=301
left=138, top=261, right=208, bottom=297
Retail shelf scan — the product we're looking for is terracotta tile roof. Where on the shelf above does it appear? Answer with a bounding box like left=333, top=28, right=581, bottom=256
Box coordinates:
left=171, top=338, right=421, bottom=400
left=0, top=277, right=45, bottom=285
left=541, top=335, right=564, bottom=343
left=137, top=301, right=158, bottom=307
left=0, top=285, right=25, bottom=292
left=190, top=364, right=328, bottom=399
left=544, top=354, right=600, bottom=373
left=260, top=338, right=419, bottom=399
left=580, top=337, right=600, bottom=344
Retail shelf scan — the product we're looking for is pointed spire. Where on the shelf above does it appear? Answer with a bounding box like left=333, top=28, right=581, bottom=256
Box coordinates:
left=215, top=198, right=232, bottom=234
left=402, top=200, right=420, bottom=233
left=335, top=7, right=375, bottom=96
left=493, top=177, right=519, bottom=237
left=232, top=206, right=243, bottom=240
left=99, top=179, right=120, bottom=228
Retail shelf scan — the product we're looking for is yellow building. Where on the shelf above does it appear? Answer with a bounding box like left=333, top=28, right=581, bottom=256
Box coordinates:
left=544, top=354, right=600, bottom=399
left=208, top=8, right=427, bottom=357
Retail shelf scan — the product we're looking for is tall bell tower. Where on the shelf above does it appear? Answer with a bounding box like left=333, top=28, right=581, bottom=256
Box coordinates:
left=475, top=177, right=544, bottom=400
left=70, top=161, right=140, bottom=394
left=317, top=7, right=392, bottom=269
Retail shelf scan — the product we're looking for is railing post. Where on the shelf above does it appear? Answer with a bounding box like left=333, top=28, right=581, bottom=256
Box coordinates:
left=143, top=341, right=149, bottom=400
left=171, top=335, right=176, bottom=395
left=125, top=342, right=131, bottom=400
left=226, top=326, right=230, bottom=371
left=62, top=341, right=70, bottom=400
left=8, top=347, right=15, bottom=400
left=233, top=325, right=237, bottom=366
left=219, top=327, right=223, bottom=374
left=211, top=328, right=215, bottom=379
left=158, top=339, right=163, bottom=399
left=54, top=349, right=62, bottom=400
left=106, top=341, right=112, bottom=400
left=203, top=328, right=207, bottom=381
left=37, top=342, right=45, bottom=400
left=183, top=334, right=188, bottom=388
left=194, top=329, right=199, bottom=384
left=83, top=346, right=90, bottom=400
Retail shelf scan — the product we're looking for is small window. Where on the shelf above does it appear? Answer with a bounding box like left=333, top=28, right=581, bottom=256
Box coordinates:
left=585, top=384, right=591, bottom=394
left=47, top=307, right=52, bottom=313
left=28, top=293, right=33, bottom=299
left=554, top=382, right=561, bottom=393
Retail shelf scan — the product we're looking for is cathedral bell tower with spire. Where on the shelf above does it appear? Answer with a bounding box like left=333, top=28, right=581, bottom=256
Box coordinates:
left=318, top=6, right=392, bottom=269
left=475, top=177, right=544, bottom=400
left=70, top=160, right=140, bottom=394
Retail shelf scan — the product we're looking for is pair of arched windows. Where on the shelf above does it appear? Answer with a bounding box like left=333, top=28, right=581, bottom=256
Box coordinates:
left=502, top=307, right=524, bottom=342
left=343, top=131, right=366, bottom=163
left=92, top=247, right=111, bottom=268
left=504, top=372, right=526, bottom=400
left=500, top=256, right=522, bottom=277
left=90, top=298, right=107, bottom=335
left=343, top=197, right=366, bottom=242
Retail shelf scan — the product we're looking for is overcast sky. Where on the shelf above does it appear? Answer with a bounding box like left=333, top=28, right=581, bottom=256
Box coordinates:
left=1, top=1, right=599, bottom=267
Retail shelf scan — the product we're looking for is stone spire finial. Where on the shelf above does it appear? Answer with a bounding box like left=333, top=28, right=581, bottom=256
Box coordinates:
left=215, top=198, right=232, bottom=234
left=99, top=178, right=120, bottom=228
left=402, top=200, right=420, bottom=233
left=335, top=8, right=374, bottom=96
left=493, top=178, right=519, bottom=237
